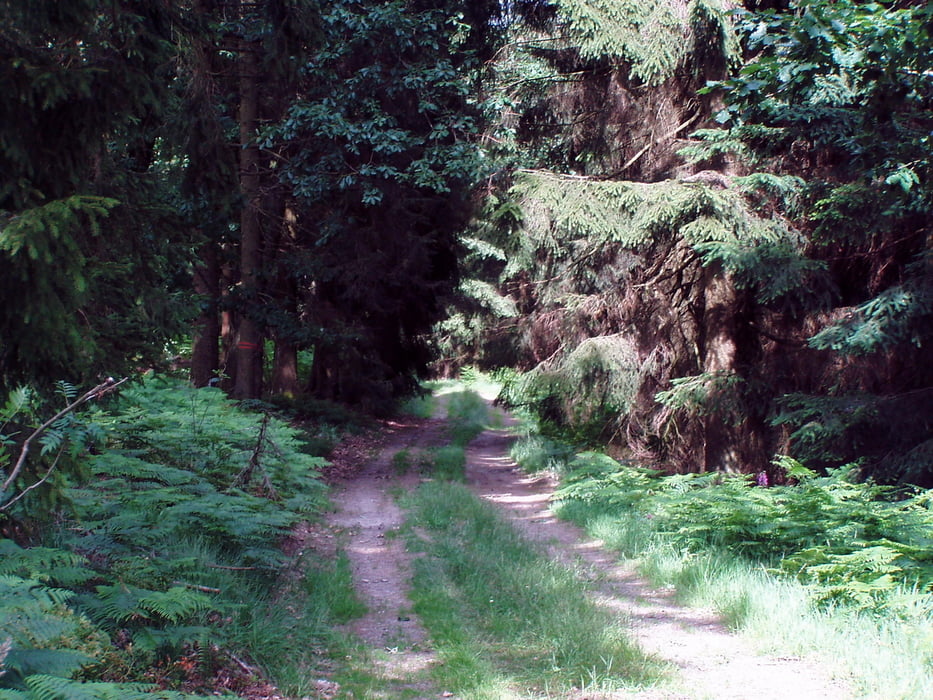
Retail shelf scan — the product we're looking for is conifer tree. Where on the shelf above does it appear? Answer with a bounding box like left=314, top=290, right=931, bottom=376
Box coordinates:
left=458, top=0, right=931, bottom=484
left=0, top=0, right=192, bottom=391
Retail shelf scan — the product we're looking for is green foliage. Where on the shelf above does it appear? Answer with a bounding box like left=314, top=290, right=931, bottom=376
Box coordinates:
left=0, top=0, right=193, bottom=391
left=809, top=275, right=933, bottom=356
left=1, top=381, right=110, bottom=519
left=427, top=446, right=467, bottom=482
left=404, top=481, right=658, bottom=692
left=493, top=0, right=932, bottom=482
left=554, top=0, right=739, bottom=85
left=502, top=334, right=643, bottom=443
left=509, top=434, right=576, bottom=475
left=553, top=450, right=933, bottom=615
left=444, top=390, right=490, bottom=447
left=508, top=170, right=808, bottom=308
left=1, top=375, right=332, bottom=697
left=66, top=376, right=327, bottom=572
left=686, top=0, right=933, bottom=480
left=655, top=371, right=745, bottom=420
left=252, top=0, right=499, bottom=403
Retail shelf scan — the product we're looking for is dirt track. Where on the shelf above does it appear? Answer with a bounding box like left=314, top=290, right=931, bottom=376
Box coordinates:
left=311, top=404, right=855, bottom=699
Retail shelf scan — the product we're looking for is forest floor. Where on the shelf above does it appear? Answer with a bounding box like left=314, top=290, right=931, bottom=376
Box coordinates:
left=288, top=402, right=856, bottom=700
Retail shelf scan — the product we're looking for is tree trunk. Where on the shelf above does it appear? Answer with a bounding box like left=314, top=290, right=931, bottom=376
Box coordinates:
left=700, top=264, right=739, bottom=472
left=190, top=239, right=220, bottom=387
left=232, top=31, right=263, bottom=399
left=271, top=342, right=301, bottom=397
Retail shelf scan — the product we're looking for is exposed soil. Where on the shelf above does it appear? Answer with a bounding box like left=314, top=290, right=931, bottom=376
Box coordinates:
left=295, top=404, right=856, bottom=700
left=326, top=416, right=450, bottom=696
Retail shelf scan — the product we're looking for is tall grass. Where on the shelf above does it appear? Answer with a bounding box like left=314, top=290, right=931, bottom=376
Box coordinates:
left=403, top=481, right=662, bottom=697
left=540, top=446, right=933, bottom=699
left=232, top=549, right=366, bottom=696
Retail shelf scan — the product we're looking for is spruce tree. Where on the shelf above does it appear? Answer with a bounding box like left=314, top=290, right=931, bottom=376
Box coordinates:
left=0, top=0, right=192, bottom=390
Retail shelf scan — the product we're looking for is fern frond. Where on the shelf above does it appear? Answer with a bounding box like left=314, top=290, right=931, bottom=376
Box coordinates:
left=22, top=674, right=177, bottom=700
left=1, top=388, right=32, bottom=423
left=0, top=541, right=94, bottom=587
left=135, top=588, right=213, bottom=624
left=54, top=382, right=77, bottom=403
left=3, top=649, right=92, bottom=683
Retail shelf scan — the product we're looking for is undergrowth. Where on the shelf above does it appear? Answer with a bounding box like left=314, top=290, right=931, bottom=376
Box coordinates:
left=0, top=375, right=338, bottom=699
left=512, top=436, right=933, bottom=698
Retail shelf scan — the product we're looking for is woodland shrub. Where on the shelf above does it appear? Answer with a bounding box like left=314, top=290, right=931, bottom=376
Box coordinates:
left=0, top=375, right=328, bottom=698
left=549, top=449, right=933, bottom=616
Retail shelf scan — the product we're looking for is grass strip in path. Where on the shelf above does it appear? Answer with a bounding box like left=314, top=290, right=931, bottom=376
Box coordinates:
left=402, top=480, right=662, bottom=699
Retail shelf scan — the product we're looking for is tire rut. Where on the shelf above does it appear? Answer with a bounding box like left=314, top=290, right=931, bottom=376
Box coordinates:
left=326, top=416, right=448, bottom=695
left=464, top=410, right=856, bottom=700
left=308, top=403, right=854, bottom=700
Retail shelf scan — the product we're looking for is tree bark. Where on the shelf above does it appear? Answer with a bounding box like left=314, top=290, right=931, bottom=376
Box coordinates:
left=190, top=239, right=220, bottom=387
left=233, top=30, right=263, bottom=399
left=271, top=342, right=301, bottom=396
left=700, top=264, right=739, bottom=472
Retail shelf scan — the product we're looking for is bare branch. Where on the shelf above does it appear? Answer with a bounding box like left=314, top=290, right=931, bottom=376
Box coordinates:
left=1, top=377, right=128, bottom=497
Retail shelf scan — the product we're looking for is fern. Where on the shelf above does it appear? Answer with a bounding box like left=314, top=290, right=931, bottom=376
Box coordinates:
left=3, top=376, right=330, bottom=693
left=2, top=651, right=92, bottom=689
left=553, top=448, right=933, bottom=614
left=22, top=674, right=195, bottom=700
left=1, top=388, right=32, bottom=425
left=79, top=585, right=213, bottom=629
left=0, top=541, right=95, bottom=588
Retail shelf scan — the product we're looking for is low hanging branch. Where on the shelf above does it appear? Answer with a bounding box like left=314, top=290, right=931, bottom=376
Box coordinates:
left=1, top=377, right=128, bottom=509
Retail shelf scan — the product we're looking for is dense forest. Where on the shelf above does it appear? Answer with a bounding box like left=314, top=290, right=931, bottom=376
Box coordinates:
left=1, top=0, right=931, bottom=697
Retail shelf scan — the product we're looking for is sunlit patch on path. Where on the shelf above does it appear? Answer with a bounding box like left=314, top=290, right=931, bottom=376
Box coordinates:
left=464, top=410, right=855, bottom=700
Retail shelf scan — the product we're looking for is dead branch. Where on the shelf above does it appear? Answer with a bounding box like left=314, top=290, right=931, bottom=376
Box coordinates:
left=1, top=377, right=128, bottom=500
left=173, top=580, right=222, bottom=594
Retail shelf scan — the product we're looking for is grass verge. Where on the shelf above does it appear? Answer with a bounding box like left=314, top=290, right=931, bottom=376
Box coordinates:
left=402, top=481, right=662, bottom=698
left=234, top=549, right=366, bottom=696
left=522, top=442, right=933, bottom=700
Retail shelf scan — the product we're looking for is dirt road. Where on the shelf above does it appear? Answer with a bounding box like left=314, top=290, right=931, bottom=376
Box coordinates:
left=316, top=405, right=855, bottom=699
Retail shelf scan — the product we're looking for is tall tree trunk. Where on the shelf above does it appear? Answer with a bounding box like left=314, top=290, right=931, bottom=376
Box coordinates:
left=233, top=31, right=262, bottom=399
left=700, top=264, right=739, bottom=472
left=190, top=239, right=220, bottom=387
left=269, top=204, right=302, bottom=397
left=271, top=342, right=301, bottom=396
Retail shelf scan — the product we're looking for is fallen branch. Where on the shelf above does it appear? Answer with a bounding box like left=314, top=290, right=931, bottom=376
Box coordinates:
left=173, top=580, right=222, bottom=594
left=0, top=444, right=66, bottom=512
left=1, top=377, right=128, bottom=504
left=205, top=563, right=257, bottom=571
left=226, top=651, right=258, bottom=676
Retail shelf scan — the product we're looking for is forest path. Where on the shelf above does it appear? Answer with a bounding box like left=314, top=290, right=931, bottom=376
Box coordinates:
left=325, top=414, right=451, bottom=696
left=309, top=400, right=855, bottom=700
left=465, top=408, right=855, bottom=700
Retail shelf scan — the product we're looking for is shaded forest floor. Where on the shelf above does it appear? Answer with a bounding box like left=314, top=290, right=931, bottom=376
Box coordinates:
left=286, top=403, right=855, bottom=699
